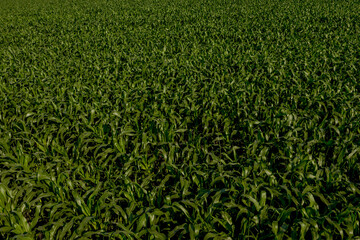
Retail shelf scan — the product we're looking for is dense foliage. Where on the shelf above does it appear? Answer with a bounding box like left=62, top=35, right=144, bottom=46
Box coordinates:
left=1, top=0, right=360, bottom=239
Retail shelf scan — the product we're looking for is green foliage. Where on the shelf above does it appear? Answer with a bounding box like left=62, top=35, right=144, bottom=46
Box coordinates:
left=1, top=0, right=360, bottom=239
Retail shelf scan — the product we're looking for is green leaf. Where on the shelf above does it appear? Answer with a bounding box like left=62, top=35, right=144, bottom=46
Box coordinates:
left=148, top=228, right=166, bottom=240
left=59, top=218, right=74, bottom=239
left=136, top=213, right=147, bottom=232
